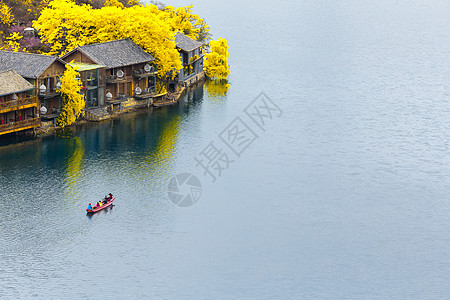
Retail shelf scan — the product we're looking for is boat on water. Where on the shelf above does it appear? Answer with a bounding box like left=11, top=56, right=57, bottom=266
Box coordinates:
left=86, top=197, right=115, bottom=213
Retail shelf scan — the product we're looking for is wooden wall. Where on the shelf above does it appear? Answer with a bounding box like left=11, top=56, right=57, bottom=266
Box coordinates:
left=64, top=51, right=96, bottom=65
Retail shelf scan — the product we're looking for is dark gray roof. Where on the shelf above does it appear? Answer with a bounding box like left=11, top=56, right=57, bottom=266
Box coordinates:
left=0, top=69, right=34, bottom=96
left=63, top=38, right=155, bottom=69
left=0, top=50, right=64, bottom=78
left=175, top=32, right=203, bottom=52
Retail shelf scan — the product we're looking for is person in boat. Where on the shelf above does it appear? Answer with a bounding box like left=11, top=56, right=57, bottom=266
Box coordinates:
left=87, top=203, right=92, bottom=210
left=103, top=196, right=108, bottom=205
left=98, top=201, right=103, bottom=207
left=107, top=193, right=113, bottom=200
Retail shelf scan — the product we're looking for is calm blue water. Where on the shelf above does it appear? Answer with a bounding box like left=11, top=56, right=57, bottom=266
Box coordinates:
left=2, top=0, right=450, bottom=298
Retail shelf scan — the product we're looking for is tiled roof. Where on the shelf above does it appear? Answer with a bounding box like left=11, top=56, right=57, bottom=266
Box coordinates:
left=63, top=38, right=155, bottom=69
left=0, top=51, right=65, bottom=78
left=175, top=32, right=203, bottom=52
left=0, top=69, right=34, bottom=96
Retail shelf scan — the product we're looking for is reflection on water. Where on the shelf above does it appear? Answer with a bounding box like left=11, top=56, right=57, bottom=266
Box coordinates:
left=6, top=0, right=450, bottom=297
left=0, top=85, right=205, bottom=298
left=139, top=113, right=181, bottom=188
left=205, top=79, right=231, bottom=99
left=65, top=136, right=84, bottom=199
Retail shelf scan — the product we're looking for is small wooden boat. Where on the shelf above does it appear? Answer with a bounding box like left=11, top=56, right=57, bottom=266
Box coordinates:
left=86, top=197, right=115, bottom=213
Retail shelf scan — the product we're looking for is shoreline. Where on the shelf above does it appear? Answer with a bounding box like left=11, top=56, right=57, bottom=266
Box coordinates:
left=18, top=75, right=206, bottom=140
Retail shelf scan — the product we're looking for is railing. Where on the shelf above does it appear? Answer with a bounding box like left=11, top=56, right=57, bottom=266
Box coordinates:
left=86, top=78, right=98, bottom=86
left=39, top=88, right=59, bottom=98
left=133, top=69, right=157, bottom=78
left=106, top=74, right=126, bottom=83
left=134, top=87, right=156, bottom=99
left=0, top=117, right=40, bottom=134
left=41, top=108, right=61, bottom=119
left=106, top=94, right=128, bottom=103
left=0, top=96, right=38, bottom=111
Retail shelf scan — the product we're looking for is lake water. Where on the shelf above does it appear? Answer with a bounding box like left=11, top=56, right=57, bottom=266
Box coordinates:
left=2, top=0, right=450, bottom=298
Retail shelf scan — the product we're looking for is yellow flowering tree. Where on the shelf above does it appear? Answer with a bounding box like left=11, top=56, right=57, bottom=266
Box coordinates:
left=34, top=0, right=211, bottom=79
left=34, top=0, right=97, bottom=54
left=0, top=2, right=13, bottom=27
left=204, top=37, right=230, bottom=80
left=0, top=1, right=13, bottom=39
left=33, top=0, right=223, bottom=93
left=1, top=0, right=49, bottom=24
left=155, top=78, right=167, bottom=94
left=2, top=31, right=23, bottom=51
left=126, top=0, right=139, bottom=6
left=56, top=63, right=85, bottom=127
left=163, top=5, right=210, bottom=42
left=103, top=0, right=124, bottom=8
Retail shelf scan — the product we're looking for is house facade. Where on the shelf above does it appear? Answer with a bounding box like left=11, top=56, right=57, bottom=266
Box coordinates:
left=0, top=70, right=40, bottom=136
left=69, top=62, right=106, bottom=108
left=61, top=38, right=157, bottom=106
left=175, top=32, right=204, bottom=84
left=0, top=51, right=66, bottom=119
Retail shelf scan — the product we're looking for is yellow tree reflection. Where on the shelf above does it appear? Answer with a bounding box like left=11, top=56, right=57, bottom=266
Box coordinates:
left=139, top=113, right=181, bottom=192
left=65, top=136, right=84, bottom=200
left=205, top=79, right=231, bottom=99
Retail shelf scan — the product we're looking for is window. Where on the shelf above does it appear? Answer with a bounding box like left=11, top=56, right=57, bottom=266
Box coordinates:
left=87, top=70, right=98, bottom=86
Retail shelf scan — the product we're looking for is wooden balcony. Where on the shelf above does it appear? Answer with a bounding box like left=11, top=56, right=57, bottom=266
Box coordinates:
left=183, top=54, right=204, bottom=67
left=39, top=89, right=59, bottom=99
left=106, top=74, right=127, bottom=84
left=133, top=69, right=157, bottom=79
left=86, top=78, right=98, bottom=87
left=0, top=96, right=38, bottom=114
left=0, top=117, right=41, bottom=136
left=134, top=87, right=156, bottom=99
left=105, top=93, right=129, bottom=104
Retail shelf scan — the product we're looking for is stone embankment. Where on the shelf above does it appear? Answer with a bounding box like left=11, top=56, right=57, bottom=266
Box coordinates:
left=33, top=73, right=206, bottom=136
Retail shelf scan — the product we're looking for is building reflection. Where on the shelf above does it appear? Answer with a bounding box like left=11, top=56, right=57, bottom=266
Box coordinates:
left=0, top=83, right=206, bottom=206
